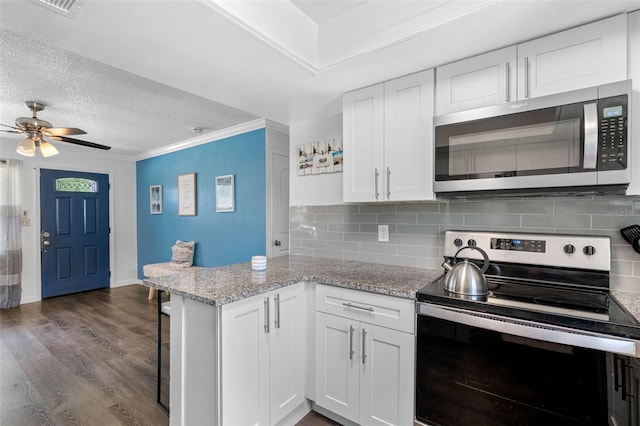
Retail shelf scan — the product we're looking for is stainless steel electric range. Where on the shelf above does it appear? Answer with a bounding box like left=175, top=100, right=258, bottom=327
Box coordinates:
left=415, top=230, right=640, bottom=426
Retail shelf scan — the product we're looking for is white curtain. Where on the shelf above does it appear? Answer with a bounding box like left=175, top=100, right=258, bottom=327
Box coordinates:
left=0, top=159, right=23, bottom=309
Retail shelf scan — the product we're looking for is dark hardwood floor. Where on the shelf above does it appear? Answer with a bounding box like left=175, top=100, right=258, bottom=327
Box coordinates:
left=0, top=284, right=339, bottom=426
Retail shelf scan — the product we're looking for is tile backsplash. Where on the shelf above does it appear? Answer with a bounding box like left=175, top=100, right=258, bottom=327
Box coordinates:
left=290, top=196, right=640, bottom=292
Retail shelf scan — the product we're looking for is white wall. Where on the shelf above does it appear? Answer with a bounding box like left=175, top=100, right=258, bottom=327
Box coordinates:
left=1, top=144, right=137, bottom=304
left=289, top=113, right=343, bottom=206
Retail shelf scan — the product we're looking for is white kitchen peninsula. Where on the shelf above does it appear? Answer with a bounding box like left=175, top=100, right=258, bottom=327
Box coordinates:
left=144, top=256, right=443, bottom=426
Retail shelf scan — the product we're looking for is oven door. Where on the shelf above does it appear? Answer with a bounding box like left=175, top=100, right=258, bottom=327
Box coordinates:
left=416, top=313, right=609, bottom=425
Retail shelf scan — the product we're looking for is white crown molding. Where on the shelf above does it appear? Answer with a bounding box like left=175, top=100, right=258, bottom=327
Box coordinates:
left=134, top=118, right=289, bottom=161
left=196, top=0, right=319, bottom=76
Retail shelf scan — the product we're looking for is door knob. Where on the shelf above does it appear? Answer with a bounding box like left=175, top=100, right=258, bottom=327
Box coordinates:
left=274, top=240, right=282, bottom=246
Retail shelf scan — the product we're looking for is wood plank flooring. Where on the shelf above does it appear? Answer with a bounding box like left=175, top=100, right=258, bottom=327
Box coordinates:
left=0, top=284, right=339, bottom=426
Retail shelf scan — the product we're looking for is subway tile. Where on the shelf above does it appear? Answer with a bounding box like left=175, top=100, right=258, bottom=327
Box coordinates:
left=290, top=212, right=315, bottom=223
left=396, top=203, right=441, bottom=213
left=315, top=231, right=344, bottom=242
left=592, top=215, right=640, bottom=231
left=612, top=260, right=634, bottom=276
left=613, top=244, right=640, bottom=261
left=290, top=230, right=317, bottom=240
left=439, top=201, right=491, bottom=214
left=610, top=275, right=640, bottom=292
left=343, top=251, right=379, bottom=264
left=314, top=213, right=344, bottom=223
left=303, top=205, right=330, bottom=214
left=555, top=198, right=635, bottom=215
left=327, top=204, right=361, bottom=213
left=397, top=224, right=440, bottom=236
left=360, top=243, right=397, bottom=254
left=464, top=214, right=520, bottom=227
left=378, top=254, right=418, bottom=268
left=490, top=200, right=554, bottom=214
left=361, top=224, right=397, bottom=234
left=418, top=257, right=445, bottom=271
left=491, top=226, right=555, bottom=234
left=389, top=234, right=418, bottom=245
left=417, top=213, right=463, bottom=226
left=439, top=224, right=491, bottom=234
left=360, top=204, right=397, bottom=213
left=397, top=245, right=440, bottom=258
left=328, top=223, right=360, bottom=233
left=344, top=232, right=378, bottom=243
left=417, top=235, right=445, bottom=247
left=634, top=262, right=640, bottom=277
left=344, top=213, right=378, bottom=224
left=522, top=215, right=590, bottom=229
left=327, top=241, right=359, bottom=251
left=290, top=246, right=315, bottom=256
left=378, top=213, right=417, bottom=224
left=299, top=239, right=329, bottom=249
left=314, top=249, right=344, bottom=260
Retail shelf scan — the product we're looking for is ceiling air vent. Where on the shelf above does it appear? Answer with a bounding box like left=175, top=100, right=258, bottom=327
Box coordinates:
left=30, top=0, right=82, bottom=19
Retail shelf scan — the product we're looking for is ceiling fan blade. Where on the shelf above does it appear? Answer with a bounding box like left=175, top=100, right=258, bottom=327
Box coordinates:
left=1, top=129, right=23, bottom=134
left=1, top=123, right=24, bottom=131
left=42, top=127, right=87, bottom=136
left=49, top=135, right=111, bottom=150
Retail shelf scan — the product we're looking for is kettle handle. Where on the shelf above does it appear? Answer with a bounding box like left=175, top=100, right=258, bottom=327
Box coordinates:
left=453, top=246, right=490, bottom=274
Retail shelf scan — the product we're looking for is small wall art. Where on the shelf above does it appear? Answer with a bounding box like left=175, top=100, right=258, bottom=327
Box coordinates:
left=216, top=174, right=235, bottom=212
left=178, top=173, right=197, bottom=216
left=150, top=185, right=162, bottom=214
left=297, top=137, right=343, bottom=176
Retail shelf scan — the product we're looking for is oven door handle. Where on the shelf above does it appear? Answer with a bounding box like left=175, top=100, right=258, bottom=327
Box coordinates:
left=418, top=303, right=638, bottom=357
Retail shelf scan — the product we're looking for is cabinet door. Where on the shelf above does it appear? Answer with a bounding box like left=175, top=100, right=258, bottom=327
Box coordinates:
left=343, top=83, right=385, bottom=202
left=384, top=69, right=435, bottom=201
left=221, top=294, right=270, bottom=426
left=315, top=312, right=360, bottom=423
left=435, top=46, right=516, bottom=115
left=269, top=283, right=306, bottom=425
left=359, top=324, right=415, bottom=426
left=517, top=14, right=627, bottom=100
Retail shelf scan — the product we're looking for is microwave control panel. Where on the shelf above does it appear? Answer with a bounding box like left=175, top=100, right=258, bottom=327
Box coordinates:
left=598, top=94, right=627, bottom=170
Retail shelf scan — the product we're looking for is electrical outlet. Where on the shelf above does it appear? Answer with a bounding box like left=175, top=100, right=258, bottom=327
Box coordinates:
left=378, top=225, right=389, bottom=242
left=20, top=211, right=30, bottom=227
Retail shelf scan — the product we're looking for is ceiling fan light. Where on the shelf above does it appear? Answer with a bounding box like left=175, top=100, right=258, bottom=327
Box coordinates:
left=16, top=136, right=36, bottom=157
left=39, top=139, right=59, bottom=157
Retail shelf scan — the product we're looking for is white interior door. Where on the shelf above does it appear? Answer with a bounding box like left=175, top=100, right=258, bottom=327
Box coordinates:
left=269, top=151, right=290, bottom=256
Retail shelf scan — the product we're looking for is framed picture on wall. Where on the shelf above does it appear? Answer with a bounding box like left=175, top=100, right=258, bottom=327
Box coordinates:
left=215, top=174, right=235, bottom=212
left=178, top=173, right=197, bottom=216
left=150, top=185, right=162, bottom=214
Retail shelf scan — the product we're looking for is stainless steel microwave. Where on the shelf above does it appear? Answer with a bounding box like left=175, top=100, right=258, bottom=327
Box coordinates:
left=433, top=80, right=632, bottom=197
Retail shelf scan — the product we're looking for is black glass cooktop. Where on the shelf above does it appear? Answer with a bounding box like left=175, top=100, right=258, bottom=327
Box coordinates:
left=418, top=275, right=640, bottom=340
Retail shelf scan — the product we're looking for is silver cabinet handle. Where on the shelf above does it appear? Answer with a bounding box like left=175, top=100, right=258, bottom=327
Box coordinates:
left=362, top=328, right=367, bottom=365
left=349, top=325, right=355, bottom=360
left=374, top=168, right=379, bottom=200
left=386, top=167, right=391, bottom=199
left=583, top=103, right=598, bottom=169
left=264, top=297, right=270, bottom=334
left=342, top=302, right=374, bottom=312
left=505, top=62, right=510, bottom=102
left=524, top=57, right=530, bottom=99
left=274, top=294, right=280, bottom=329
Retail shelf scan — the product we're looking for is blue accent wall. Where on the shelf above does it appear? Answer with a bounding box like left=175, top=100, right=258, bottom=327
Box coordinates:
left=136, top=129, right=266, bottom=277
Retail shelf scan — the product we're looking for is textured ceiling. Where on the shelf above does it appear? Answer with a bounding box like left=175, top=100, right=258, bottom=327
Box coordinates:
left=1, top=0, right=639, bottom=158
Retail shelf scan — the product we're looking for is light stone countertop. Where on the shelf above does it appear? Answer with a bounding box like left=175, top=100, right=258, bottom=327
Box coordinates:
left=143, top=255, right=640, bottom=324
left=143, top=255, right=444, bottom=306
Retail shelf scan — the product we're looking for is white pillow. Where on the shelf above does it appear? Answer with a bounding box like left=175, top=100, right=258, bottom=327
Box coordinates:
left=171, top=240, right=195, bottom=267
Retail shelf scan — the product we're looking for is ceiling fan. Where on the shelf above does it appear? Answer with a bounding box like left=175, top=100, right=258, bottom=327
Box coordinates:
left=1, top=101, right=111, bottom=157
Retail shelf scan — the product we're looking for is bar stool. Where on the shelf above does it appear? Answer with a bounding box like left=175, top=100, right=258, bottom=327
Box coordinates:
left=157, top=290, right=170, bottom=414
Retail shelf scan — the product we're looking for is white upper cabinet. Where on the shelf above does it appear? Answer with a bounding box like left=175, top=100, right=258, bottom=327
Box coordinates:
left=518, top=14, right=627, bottom=99
left=436, top=14, right=628, bottom=115
left=627, top=10, right=640, bottom=196
left=343, top=69, right=435, bottom=203
left=436, top=46, right=516, bottom=115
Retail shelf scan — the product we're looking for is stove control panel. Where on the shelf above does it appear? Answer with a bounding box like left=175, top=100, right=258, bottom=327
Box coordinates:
left=491, top=238, right=546, bottom=252
left=444, top=230, right=611, bottom=271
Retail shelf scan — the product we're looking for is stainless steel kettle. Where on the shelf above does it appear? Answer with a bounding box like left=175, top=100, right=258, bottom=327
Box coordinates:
left=442, top=246, right=490, bottom=296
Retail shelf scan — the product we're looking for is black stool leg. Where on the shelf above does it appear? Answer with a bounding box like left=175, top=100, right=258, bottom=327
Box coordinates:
left=157, top=290, right=169, bottom=415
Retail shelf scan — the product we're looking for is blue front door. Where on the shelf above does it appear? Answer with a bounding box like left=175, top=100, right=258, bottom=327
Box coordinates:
left=40, top=169, right=110, bottom=298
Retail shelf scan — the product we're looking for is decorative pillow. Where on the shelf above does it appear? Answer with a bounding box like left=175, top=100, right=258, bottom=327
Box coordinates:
left=171, top=240, right=195, bottom=268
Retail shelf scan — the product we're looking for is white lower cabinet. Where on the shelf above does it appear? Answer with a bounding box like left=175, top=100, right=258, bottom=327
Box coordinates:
left=315, top=285, right=415, bottom=426
left=221, top=282, right=306, bottom=425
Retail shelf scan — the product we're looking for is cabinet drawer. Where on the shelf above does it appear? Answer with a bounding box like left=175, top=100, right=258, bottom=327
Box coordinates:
left=316, top=284, right=415, bottom=334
